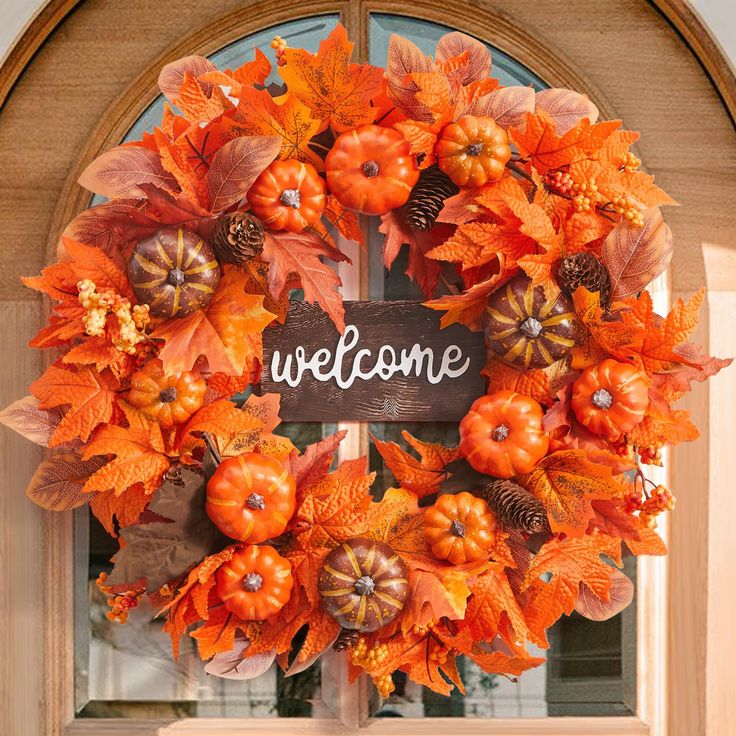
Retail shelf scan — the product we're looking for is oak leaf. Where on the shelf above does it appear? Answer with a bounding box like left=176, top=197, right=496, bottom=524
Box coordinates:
left=261, top=231, right=349, bottom=332
left=279, top=24, right=383, bottom=131
left=518, top=450, right=625, bottom=537
left=30, top=366, right=119, bottom=446
left=152, top=266, right=275, bottom=375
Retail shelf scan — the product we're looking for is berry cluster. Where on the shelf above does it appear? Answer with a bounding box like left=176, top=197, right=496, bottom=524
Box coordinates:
left=350, top=637, right=394, bottom=698
left=625, top=482, right=675, bottom=528
left=96, top=571, right=143, bottom=624
left=77, top=279, right=151, bottom=354
left=623, top=151, right=641, bottom=172
left=637, top=445, right=663, bottom=466
left=610, top=195, right=644, bottom=226
left=544, top=169, right=574, bottom=196
left=271, top=36, right=288, bottom=67
left=572, top=178, right=599, bottom=213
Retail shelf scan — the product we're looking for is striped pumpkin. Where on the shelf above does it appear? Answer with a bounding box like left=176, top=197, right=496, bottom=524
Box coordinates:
left=484, top=273, right=578, bottom=369
left=127, top=227, right=220, bottom=320
left=318, top=537, right=408, bottom=632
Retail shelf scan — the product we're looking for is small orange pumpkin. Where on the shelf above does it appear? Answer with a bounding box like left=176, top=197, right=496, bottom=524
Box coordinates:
left=206, top=453, right=296, bottom=543
left=459, top=390, right=549, bottom=478
left=436, top=115, right=511, bottom=188
left=325, top=124, right=420, bottom=214
left=424, top=492, right=497, bottom=565
left=247, top=159, right=326, bottom=232
left=216, top=545, right=293, bottom=620
left=571, top=359, right=649, bottom=441
left=127, top=359, right=206, bottom=428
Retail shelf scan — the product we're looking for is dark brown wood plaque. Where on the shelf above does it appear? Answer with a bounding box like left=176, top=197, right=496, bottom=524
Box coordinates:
left=261, top=301, right=486, bottom=422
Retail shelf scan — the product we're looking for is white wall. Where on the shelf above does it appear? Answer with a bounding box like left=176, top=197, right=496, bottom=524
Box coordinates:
left=0, top=0, right=735, bottom=68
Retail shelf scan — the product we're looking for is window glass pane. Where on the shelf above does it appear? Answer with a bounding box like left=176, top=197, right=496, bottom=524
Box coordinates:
left=367, top=13, right=637, bottom=720
left=75, top=16, right=340, bottom=719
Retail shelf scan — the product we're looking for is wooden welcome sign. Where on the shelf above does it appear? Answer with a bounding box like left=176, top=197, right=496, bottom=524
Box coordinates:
left=261, top=301, right=486, bottom=422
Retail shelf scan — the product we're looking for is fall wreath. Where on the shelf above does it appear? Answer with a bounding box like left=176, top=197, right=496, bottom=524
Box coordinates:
left=1, top=25, right=730, bottom=698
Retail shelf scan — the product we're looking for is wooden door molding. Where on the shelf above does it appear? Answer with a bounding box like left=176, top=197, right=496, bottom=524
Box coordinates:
left=0, top=2, right=734, bottom=735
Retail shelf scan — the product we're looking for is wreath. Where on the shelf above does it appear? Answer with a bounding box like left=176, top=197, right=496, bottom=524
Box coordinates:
left=1, top=25, right=730, bottom=697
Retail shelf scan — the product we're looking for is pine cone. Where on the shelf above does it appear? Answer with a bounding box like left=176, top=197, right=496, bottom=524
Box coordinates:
left=333, top=627, right=360, bottom=652
left=558, top=252, right=612, bottom=307
left=480, top=479, right=549, bottom=534
left=212, top=211, right=265, bottom=265
left=405, top=165, right=460, bottom=232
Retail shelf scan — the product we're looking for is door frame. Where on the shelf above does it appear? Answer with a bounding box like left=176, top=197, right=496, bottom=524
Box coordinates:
left=1, top=1, right=734, bottom=735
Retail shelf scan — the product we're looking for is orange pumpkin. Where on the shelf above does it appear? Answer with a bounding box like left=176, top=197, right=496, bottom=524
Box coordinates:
left=127, top=359, right=206, bottom=428
left=571, top=359, right=649, bottom=441
left=459, top=390, right=549, bottom=478
left=216, top=545, right=293, bottom=620
left=436, top=115, right=511, bottom=187
left=325, top=125, right=420, bottom=214
left=206, top=453, right=296, bottom=543
left=247, top=159, right=326, bottom=232
left=424, top=492, right=497, bottom=565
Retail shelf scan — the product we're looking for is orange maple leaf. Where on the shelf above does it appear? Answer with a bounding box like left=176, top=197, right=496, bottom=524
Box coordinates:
left=89, top=483, right=150, bottom=536
left=482, top=359, right=553, bottom=406
left=279, top=24, right=384, bottom=132
left=152, top=266, right=275, bottom=376
left=518, top=450, right=625, bottom=537
left=371, top=431, right=460, bottom=497
left=81, top=418, right=169, bottom=495
left=511, top=110, right=620, bottom=173
left=29, top=366, right=119, bottom=446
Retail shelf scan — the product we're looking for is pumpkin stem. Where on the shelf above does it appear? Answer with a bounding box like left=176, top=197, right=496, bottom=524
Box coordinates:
left=362, top=160, right=380, bottom=177
left=280, top=189, right=301, bottom=208
left=450, top=519, right=466, bottom=537
left=466, top=142, right=484, bottom=156
left=167, top=267, right=185, bottom=287
left=159, top=386, right=177, bottom=403
left=592, top=388, right=614, bottom=410
left=246, top=492, right=265, bottom=510
left=519, top=316, right=543, bottom=338
left=354, top=575, right=376, bottom=596
left=243, top=572, right=263, bottom=592
left=491, top=424, right=510, bottom=442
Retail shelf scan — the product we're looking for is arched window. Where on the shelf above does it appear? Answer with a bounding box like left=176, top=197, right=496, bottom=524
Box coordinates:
left=1, top=2, right=734, bottom=735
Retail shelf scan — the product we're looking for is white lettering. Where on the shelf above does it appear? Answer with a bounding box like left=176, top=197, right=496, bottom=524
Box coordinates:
left=269, top=324, right=471, bottom=389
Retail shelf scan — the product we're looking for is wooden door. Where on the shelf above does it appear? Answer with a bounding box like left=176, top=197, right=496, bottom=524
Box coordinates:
left=1, top=2, right=735, bottom=734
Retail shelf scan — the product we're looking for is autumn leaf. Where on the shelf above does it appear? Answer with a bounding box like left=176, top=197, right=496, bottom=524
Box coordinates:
left=619, top=289, right=705, bottom=374
left=575, top=569, right=634, bottom=621
left=261, top=230, right=349, bottom=332
left=158, top=55, right=217, bottom=103
left=518, top=450, right=625, bottom=536
left=234, top=88, right=324, bottom=169
left=288, top=429, right=348, bottom=489
left=601, top=207, right=673, bottom=300
left=279, top=24, right=384, bottom=131
left=152, top=266, right=275, bottom=375
left=205, top=135, right=281, bottom=213
left=30, top=366, right=119, bottom=446
left=511, top=111, right=620, bottom=173
left=435, top=31, right=491, bottom=86
left=25, top=453, right=104, bottom=511
left=78, top=145, right=176, bottom=200
left=107, top=467, right=229, bottom=590
left=534, top=88, right=599, bottom=135
left=0, top=395, right=64, bottom=448
left=371, top=431, right=460, bottom=497
left=90, top=483, right=151, bottom=536
left=628, top=407, right=699, bottom=448
left=523, top=533, right=621, bottom=637
left=466, top=86, right=535, bottom=129
left=482, top=359, right=553, bottom=406
left=384, top=34, right=435, bottom=122
left=379, top=209, right=442, bottom=298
